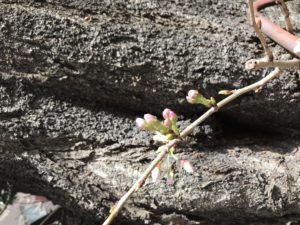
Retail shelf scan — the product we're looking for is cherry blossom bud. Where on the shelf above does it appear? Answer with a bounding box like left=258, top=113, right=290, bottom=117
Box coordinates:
left=169, top=111, right=177, bottom=121
left=136, top=118, right=147, bottom=130
left=151, top=163, right=161, bottom=183
left=163, top=119, right=171, bottom=128
left=188, top=90, right=200, bottom=98
left=163, top=108, right=177, bottom=122
left=143, top=114, right=163, bottom=131
left=187, top=90, right=216, bottom=107
left=180, top=160, right=194, bottom=173
left=162, top=108, right=171, bottom=120
left=186, top=90, right=200, bottom=104
left=144, top=114, right=157, bottom=123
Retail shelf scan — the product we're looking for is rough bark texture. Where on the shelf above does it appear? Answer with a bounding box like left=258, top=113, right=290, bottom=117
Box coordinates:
left=0, top=0, right=300, bottom=224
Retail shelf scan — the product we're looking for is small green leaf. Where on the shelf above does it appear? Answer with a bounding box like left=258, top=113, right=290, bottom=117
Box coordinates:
left=157, top=123, right=169, bottom=134
left=196, top=95, right=216, bottom=107
left=171, top=120, right=180, bottom=135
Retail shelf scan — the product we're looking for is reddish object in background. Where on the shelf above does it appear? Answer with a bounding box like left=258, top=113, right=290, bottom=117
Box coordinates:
left=253, top=0, right=300, bottom=58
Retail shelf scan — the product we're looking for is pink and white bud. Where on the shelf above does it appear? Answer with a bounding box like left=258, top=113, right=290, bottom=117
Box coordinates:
left=144, top=114, right=157, bottom=124
left=136, top=118, right=147, bottom=130
left=169, top=111, right=177, bottom=121
left=163, top=119, right=171, bottom=128
left=151, top=163, right=161, bottom=183
left=186, top=90, right=200, bottom=104
left=188, top=90, right=200, bottom=98
left=186, top=96, right=193, bottom=103
left=162, top=108, right=171, bottom=120
left=180, top=160, right=194, bottom=173
left=163, top=108, right=177, bottom=122
left=144, top=114, right=166, bottom=132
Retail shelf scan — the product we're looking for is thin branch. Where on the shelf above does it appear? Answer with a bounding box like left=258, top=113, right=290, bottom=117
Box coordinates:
left=102, top=67, right=281, bottom=225
left=248, top=0, right=273, bottom=61
left=180, top=67, right=281, bottom=138
left=275, top=0, right=293, bottom=33
left=102, top=139, right=180, bottom=225
left=246, top=58, right=300, bottom=70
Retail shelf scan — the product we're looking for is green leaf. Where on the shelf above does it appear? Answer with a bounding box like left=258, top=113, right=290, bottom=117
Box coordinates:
left=158, top=123, right=169, bottom=134
left=171, top=120, right=180, bottom=135
left=196, top=95, right=216, bottom=108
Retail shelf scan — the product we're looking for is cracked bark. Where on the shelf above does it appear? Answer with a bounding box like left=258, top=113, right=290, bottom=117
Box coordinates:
left=0, top=0, right=300, bottom=224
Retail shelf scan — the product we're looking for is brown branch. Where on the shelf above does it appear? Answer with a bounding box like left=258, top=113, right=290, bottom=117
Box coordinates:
left=102, top=139, right=180, bottom=225
left=275, top=0, right=293, bottom=33
left=102, top=67, right=282, bottom=225
left=248, top=0, right=273, bottom=61
left=246, top=58, right=300, bottom=70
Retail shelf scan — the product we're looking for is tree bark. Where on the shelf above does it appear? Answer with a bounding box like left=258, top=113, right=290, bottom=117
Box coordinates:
left=0, top=0, right=299, bottom=224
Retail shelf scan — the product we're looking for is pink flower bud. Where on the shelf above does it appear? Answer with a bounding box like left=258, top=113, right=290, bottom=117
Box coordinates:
left=143, top=114, right=165, bottom=132
left=136, top=118, right=147, bottom=130
left=180, top=160, right=194, bottom=173
left=163, top=119, right=171, bottom=128
left=144, top=114, right=157, bottom=124
left=186, top=96, right=193, bottom=103
left=162, top=108, right=171, bottom=119
left=151, top=163, right=161, bottom=183
left=186, top=90, right=200, bottom=104
left=169, top=111, right=177, bottom=121
left=163, top=108, right=177, bottom=123
left=188, top=90, right=200, bottom=98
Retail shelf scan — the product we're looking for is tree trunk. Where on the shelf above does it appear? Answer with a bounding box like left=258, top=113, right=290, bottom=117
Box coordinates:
left=0, top=0, right=299, bottom=224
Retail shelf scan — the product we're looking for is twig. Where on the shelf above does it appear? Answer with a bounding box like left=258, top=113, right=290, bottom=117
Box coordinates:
left=246, top=58, right=300, bottom=70
left=102, top=139, right=180, bottom=225
left=180, top=68, right=281, bottom=137
left=275, top=0, right=293, bottom=33
left=102, top=67, right=282, bottom=225
left=248, top=0, right=273, bottom=61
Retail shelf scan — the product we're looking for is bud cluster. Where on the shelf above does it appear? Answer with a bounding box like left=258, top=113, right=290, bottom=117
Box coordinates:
left=151, top=147, right=194, bottom=184
left=135, top=109, right=194, bottom=184
left=135, top=108, right=179, bottom=137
